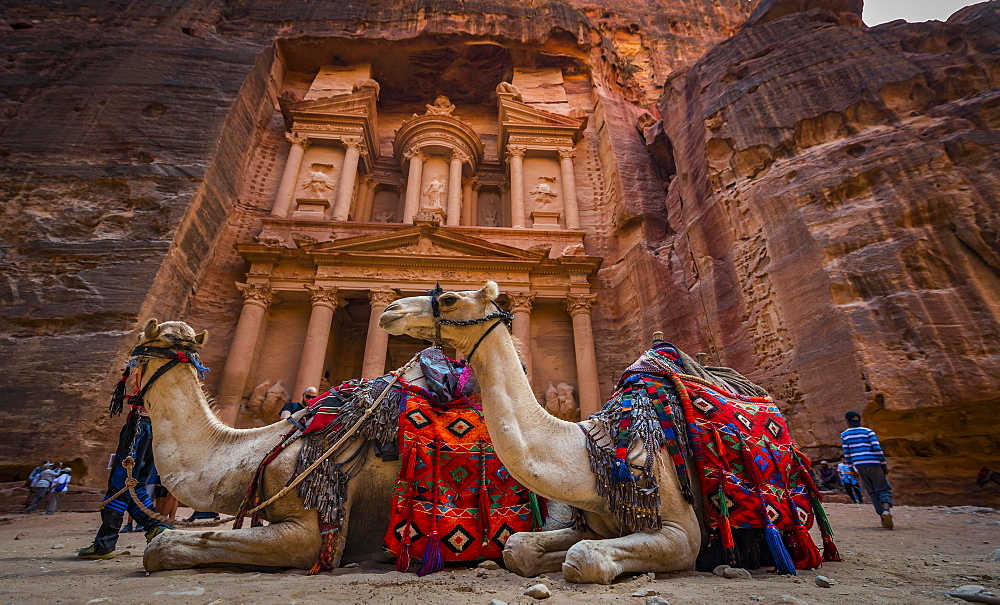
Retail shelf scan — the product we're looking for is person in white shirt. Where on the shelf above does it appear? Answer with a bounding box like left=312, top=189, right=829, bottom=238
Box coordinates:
left=25, top=463, right=57, bottom=513
left=45, top=468, right=72, bottom=515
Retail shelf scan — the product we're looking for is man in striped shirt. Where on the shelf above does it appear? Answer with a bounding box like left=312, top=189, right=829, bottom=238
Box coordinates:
left=841, top=410, right=894, bottom=529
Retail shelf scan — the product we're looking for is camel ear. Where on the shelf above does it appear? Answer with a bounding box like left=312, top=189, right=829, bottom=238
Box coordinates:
left=142, top=319, right=160, bottom=341
left=480, top=281, right=499, bottom=301
left=194, top=330, right=208, bottom=348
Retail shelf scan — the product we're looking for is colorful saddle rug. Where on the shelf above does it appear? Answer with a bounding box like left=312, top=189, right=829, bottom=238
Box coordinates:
left=586, top=342, right=839, bottom=573
left=384, top=381, right=542, bottom=575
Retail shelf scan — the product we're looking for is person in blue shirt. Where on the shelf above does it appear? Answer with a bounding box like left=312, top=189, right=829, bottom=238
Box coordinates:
left=841, top=410, right=894, bottom=529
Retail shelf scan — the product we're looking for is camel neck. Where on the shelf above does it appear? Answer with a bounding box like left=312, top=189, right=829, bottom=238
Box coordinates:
left=465, top=322, right=607, bottom=512
left=140, top=359, right=281, bottom=512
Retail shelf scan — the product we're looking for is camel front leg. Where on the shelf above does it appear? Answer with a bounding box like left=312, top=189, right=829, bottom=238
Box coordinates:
left=561, top=521, right=700, bottom=584
left=143, top=512, right=321, bottom=572
left=503, top=527, right=597, bottom=577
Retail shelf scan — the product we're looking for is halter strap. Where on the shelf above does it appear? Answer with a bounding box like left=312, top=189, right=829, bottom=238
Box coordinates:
left=426, top=285, right=513, bottom=363
left=109, top=343, right=210, bottom=417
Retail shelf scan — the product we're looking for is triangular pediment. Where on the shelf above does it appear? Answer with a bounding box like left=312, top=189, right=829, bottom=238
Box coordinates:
left=305, top=226, right=547, bottom=261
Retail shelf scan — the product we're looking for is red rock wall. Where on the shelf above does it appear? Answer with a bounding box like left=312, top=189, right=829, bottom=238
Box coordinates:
left=650, top=1, right=1000, bottom=505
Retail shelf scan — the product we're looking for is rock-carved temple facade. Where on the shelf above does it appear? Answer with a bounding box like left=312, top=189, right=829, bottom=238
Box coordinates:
left=212, top=62, right=609, bottom=426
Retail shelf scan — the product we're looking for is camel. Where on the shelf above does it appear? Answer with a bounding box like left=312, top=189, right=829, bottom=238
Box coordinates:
left=131, top=319, right=423, bottom=572
left=379, top=282, right=702, bottom=584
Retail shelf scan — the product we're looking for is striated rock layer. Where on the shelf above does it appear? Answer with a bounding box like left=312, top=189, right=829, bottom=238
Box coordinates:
left=0, top=1, right=747, bottom=484
left=651, top=0, right=1000, bottom=505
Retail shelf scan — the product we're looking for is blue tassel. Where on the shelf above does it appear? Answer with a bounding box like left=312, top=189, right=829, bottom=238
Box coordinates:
left=611, top=459, right=634, bottom=482
left=765, top=524, right=796, bottom=576
left=417, top=532, right=443, bottom=576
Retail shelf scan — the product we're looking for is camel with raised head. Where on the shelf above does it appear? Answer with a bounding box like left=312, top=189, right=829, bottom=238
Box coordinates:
left=130, top=319, right=419, bottom=572
left=379, top=282, right=701, bottom=584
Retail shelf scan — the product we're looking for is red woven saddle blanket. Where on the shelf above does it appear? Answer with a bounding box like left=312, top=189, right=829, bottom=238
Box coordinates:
left=384, top=383, right=541, bottom=567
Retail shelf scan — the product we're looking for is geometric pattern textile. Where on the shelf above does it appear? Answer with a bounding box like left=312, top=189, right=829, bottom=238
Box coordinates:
left=383, top=383, right=538, bottom=567
left=600, top=343, right=837, bottom=569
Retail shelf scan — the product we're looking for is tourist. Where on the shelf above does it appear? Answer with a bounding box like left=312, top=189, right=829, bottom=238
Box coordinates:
left=816, top=461, right=840, bottom=490
left=837, top=456, right=864, bottom=504
left=25, top=463, right=57, bottom=513
left=44, top=467, right=72, bottom=514
left=841, top=410, right=894, bottom=529
left=78, top=392, right=171, bottom=559
left=27, top=460, right=50, bottom=486
left=280, top=386, right=318, bottom=420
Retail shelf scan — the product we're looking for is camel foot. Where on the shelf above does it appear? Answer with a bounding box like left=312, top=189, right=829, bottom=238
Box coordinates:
left=562, top=540, right=623, bottom=585
left=503, top=533, right=562, bottom=577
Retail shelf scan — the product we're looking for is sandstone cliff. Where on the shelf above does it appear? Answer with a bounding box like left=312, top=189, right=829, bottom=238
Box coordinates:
left=649, top=0, right=1000, bottom=505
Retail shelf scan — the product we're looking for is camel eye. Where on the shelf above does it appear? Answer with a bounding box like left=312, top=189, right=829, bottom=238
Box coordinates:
left=441, top=294, right=459, bottom=306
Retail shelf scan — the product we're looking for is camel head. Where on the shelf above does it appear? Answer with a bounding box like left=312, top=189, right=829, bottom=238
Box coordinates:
left=378, top=282, right=504, bottom=352
left=137, top=318, right=208, bottom=352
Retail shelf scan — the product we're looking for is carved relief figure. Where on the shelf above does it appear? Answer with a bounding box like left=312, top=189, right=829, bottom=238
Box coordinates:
left=529, top=176, right=558, bottom=207
left=300, top=165, right=337, bottom=196
left=374, top=210, right=395, bottom=223
left=483, top=206, right=499, bottom=227
left=422, top=178, right=446, bottom=210
left=556, top=382, right=578, bottom=419
left=544, top=383, right=559, bottom=415
left=425, top=95, right=456, bottom=116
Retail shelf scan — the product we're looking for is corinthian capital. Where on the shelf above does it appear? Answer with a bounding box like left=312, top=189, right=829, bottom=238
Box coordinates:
left=236, top=282, right=275, bottom=308
left=506, top=145, right=526, bottom=158
left=368, top=288, right=398, bottom=308
left=507, top=291, right=536, bottom=314
left=305, top=284, right=345, bottom=309
left=403, top=148, right=426, bottom=162
left=565, top=293, right=598, bottom=316
left=557, top=147, right=576, bottom=161
left=286, top=132, right=310, bottom=148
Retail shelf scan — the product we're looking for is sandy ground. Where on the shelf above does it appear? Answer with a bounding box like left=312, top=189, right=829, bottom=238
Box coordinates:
left=0, top=503, right=998, bottom=605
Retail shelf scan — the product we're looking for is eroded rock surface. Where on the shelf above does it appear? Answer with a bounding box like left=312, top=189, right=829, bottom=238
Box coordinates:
left=653, top=1, right=1000, bottom=504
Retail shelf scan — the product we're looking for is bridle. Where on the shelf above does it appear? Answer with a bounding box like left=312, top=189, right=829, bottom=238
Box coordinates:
left=427, top=284, right=513, bottom=363
left=109, top=337, right=210, bottom=417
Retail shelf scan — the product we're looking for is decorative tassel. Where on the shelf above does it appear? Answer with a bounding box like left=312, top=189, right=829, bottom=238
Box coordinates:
left=765, top=523, right=796, bottom=576
left=478, top=440, right=492, bottom=547
left=711, top=427, right=736, bottom=565
left=109, top=367, right=130, bottom=417
left=528, top=492, right=544, bottom=530
left=396, top=542, right=411, bottom=572
left=789, top=526, right=822, bottom=570
left=810, top=494, right=842, bottom=562
left=418, top=438, right=444, bottom=576
left=418, top=532, right=443, bottom=576
left=822, top=534, right=842, bottom=562
left=611, top=459, right=634, bottom=482
left=309, top=521, right=336, bottom=575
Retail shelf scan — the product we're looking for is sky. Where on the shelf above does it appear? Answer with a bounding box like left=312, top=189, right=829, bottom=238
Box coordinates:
left=863, top=0, right=982, bottom=25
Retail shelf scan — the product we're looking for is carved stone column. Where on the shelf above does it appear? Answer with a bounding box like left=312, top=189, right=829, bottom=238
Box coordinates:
left=271, top=133, right=309, bottom=218
left=446, top=152, right=465, bottom=226
left=402, top=149, right=424, bottom=224
left=507, top=145, right=527, bottom=228
left=354, top=176, right=371, bottom=222
left=331, top=137, right=364, bottom=221
left=363, top=178, right=378, bottom=222
left=508, top=292, right=536, bottom=381
left=461, top=178, right=476, bottom=226
left=217, top=283, right=275, bottom=425
left=362, top=288, right=398, bottom=378
left=293, top=285, right=344, bottom=399
left=558, top=147, right=581, bottom=230
left=566, top=293, right=601, bottom=417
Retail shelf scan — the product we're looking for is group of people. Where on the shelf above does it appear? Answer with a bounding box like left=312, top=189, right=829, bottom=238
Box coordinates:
left=25, top=461, right=72, bottom=515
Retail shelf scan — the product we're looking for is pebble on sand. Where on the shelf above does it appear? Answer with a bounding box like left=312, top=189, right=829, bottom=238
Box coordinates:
left=645, top=597, right=670, bottom=605
left=713, top=565, right=752, bottom=579
left=478, top=560, right=501, bottom=570
left=815, top=575, right=833, bottom=588
left=989, top=549, right=1000, bottom=562
left=631, top=588, right=659, bottom=597
left=524, top=584, right=551, bottom=599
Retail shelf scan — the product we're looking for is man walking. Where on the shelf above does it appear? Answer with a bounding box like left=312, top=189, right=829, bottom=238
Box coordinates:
left=841, top=410, right=894, bottom=529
